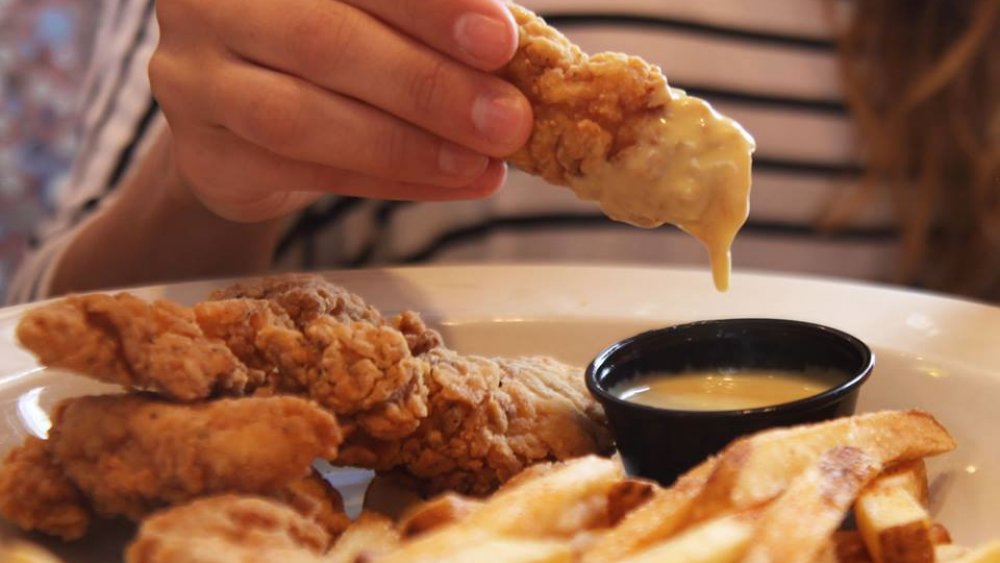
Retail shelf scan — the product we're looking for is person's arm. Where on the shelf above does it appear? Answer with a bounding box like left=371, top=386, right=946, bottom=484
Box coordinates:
left=47, top=127, right=287, bottom=296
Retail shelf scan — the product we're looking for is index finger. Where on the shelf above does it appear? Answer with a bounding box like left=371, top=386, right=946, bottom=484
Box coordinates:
left=343, top=0, right=518, bottom=70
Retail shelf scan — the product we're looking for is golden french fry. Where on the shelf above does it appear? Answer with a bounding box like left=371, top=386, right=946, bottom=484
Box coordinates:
left=399, top=493, right=481, bottom=538
left=618, top=513, right=754, bottom=563
left=929, top=523, right=953, bottom=546
left=742, top=446, right=882, bottom=563
left=868, top=461, right=929, bottom=506
left=426, top=538, right=573, bottom=563
left=690, top=410, right=953, bottom=523
left=325, top=511, right=400, bottom=563
left=500, top=461, right=561, bottom=490
left=0, top=541, right=63, bottom=563
left=605, top=478, right=657, bottom=526
left=582, top=456, right=718, bottom=562
left=377, top=456, right=621, bottom=563
left=949, top=541, right=1000, bottom=563
left=936, top=544, right=973, bottom=562
left=855, top=462, right=935, bottom=563
left=829, top=531, right=875, bottom=563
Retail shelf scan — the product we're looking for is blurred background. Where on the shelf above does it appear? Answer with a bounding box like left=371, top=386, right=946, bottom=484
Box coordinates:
left=0, top=0, right=97, bottom=298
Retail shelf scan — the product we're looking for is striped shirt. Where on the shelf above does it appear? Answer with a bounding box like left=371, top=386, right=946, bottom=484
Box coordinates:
left=8, top=0, right=900, bottom=303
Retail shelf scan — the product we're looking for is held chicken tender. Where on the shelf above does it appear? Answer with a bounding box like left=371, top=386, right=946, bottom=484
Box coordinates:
left=47, top=394, right=342, bottom=520
left=500, top=4, right=755, bottom=290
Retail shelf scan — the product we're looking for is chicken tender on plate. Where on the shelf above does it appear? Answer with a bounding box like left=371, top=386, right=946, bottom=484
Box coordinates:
left=14, top=275, right=611, bottom=497
left=0, top=437, right=90, bottom=541
left=338, top=349, right=612, bottom=496
left=15, top=293, right=264, bottom=401
left=47, top=394, right=342, bottom=520
left=205, top=274, right=443, bottom=356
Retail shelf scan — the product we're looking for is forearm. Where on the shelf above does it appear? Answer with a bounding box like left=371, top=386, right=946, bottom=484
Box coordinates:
left=48, top=128, right=287, bottom=297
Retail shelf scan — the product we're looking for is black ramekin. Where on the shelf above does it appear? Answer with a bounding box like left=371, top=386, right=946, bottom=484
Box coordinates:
left=585, top=318, right=875, bottom=486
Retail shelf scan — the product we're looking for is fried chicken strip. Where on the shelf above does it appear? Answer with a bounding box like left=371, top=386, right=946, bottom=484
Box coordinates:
left=501, top=3, right=671, bottom=188
left=0, top=437, right=90, bottom=540
left=206, top=274, right=443, bottom=355
left=337, top=349, right=612, bottom=495
left=16, top=276, right=609, bottom=496
left=126, top=495, right=330, bottom=563
left=48, top=394, right=342, bottom=520
left=500, top=4, right=755, bottom=289
left=15, top=293, right=263, bottom=401
left=17, top=276, right=441, bottom=402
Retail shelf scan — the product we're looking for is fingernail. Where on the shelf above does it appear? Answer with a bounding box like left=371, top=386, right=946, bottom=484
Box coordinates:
left=455, top=13, right=513, bottom=67
left=472, top=93, right=528, bottom=148
left=439, top=143, right=490, bottom=179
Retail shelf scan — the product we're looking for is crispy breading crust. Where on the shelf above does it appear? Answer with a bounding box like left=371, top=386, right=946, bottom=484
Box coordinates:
left=338, top=349, right=613, bottom=496
left=16, top=293, right=264, bottom=401
left=0, top=437, right=91, bottom=540
left=15, top=275, right=610, bottom=497
left=499, top=3, right=671, bottom=185
left=49, top=394, right=342, bottom=519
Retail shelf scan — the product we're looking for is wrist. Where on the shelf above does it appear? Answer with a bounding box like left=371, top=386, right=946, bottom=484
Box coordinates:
left=47, top=125, right=290, bottom=296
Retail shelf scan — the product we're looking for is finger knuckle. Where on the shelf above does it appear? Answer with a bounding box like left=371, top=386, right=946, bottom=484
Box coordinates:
left=238, top=83, right=305, bottom=148
left=408, top=58, right=450, bottom=116
left=374, top=125, right=413, bottom=174
left=289, top=5, right=358, bottom=70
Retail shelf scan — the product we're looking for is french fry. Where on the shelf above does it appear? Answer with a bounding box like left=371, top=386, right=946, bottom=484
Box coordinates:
left=950, top=541, right=1000, bottom=563
left=829, top=531, right=874, bottom=563
left=0, top=541, right=63, bottom=563
left=742, top=447, right=882, bottom=563
left=377, top=456, right=621, bottom=563
left=582, top=456, right=718, bottom=562
left=689, top=410, right=954, bottom=523
left=936, top=544, right=972, bottom=562
left=605, top=478, right=657, bottom=526
left=929, top=523, right=953, bottom=546
left=855, top=461, right=935, bottom=563
left=618, top=513, right=754, bottom=563
left=325, top=512, right=400, bottom=563
left=399, top=493, right=481, bottom=538
left=867, top=461, right=929, bottom=505
left=427, top=538, right=573, bottom=563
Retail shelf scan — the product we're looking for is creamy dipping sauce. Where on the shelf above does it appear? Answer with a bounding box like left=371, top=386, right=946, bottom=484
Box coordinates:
left=611, top=369, right=844, bottom=411
left=566, top=88, right=755, bottom=291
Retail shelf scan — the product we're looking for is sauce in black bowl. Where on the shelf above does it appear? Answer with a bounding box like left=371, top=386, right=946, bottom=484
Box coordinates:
left=585, top=318, right=874, bottom=486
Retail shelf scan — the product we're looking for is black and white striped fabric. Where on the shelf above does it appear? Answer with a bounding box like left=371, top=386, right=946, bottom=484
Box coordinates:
left=8, top=0, right=899, bottom=303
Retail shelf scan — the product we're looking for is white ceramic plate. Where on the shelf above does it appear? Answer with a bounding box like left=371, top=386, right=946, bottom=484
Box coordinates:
left=1, top=265, right=998, bottom=560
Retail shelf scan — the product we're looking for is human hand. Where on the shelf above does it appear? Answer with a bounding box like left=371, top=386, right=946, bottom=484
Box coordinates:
left=150, top=0, right=532, bottom=222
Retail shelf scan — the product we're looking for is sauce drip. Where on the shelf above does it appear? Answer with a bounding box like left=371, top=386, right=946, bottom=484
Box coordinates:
left=566, top=89, right=755, bottom=290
